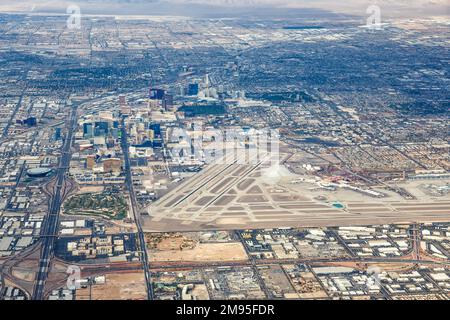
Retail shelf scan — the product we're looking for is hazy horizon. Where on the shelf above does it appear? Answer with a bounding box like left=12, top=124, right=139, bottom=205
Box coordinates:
left=0, top=0, right=448, bottom=19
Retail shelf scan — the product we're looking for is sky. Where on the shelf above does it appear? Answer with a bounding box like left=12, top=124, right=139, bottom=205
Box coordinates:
left=0, top=0, right=448, bottom=18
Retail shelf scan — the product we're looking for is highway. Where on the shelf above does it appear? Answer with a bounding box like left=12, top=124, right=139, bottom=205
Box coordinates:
left=1, top=69, right=29, bottom=139
left=72, top=252, right=450, bottom=276
left=120, top=116, right=154, bottom=300
left=31, top=104, right=78, bottom=300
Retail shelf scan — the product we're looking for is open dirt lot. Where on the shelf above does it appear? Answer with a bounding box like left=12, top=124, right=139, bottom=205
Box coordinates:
left=76, top=272, right=147, bottom=300
left=150, top=242, right=248, bottom=262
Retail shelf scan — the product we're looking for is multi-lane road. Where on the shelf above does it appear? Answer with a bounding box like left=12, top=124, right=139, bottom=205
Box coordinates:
left=32, top=104, right=78, bottom=300
left=28, top=96, right=155, bottom=300
left=120, top=116, right=154, bottom=300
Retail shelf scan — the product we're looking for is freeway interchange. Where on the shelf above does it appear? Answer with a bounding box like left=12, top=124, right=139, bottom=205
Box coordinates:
left=32, top=104, right=79, bottom=300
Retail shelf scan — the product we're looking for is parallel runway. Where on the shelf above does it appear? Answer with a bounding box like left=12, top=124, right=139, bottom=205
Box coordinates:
left=143, top=160, right=450, bottom=232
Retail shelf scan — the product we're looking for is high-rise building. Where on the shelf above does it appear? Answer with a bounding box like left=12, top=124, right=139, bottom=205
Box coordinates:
left=25, top=117, right=37, bottom=127
left=187, top=83, right=199, bottom=96
left=17, top=117, right=37, bottom=127
left=119, top=95, right=126, bottom=106
left=147, top=129, right=155, bottom=141
left=54, top=127, right=62, bottom=141
left=149, top=123, right=161, bottom=136
left=152, top=138, right=163, bottom=148
left=179, top=85, right=185, bottom=96
left=103, top=158, right=122, bottom=173
left=162, top=94, right=174, bottom=111
left=110, top=128, right=119, bottom=139
left=149, top=88, right=165, bottom=100
left=94, top=121, right=109, bottom=136
left=83, top=123, right=93, bottom=138
left=120, top=105, right=131, bottom=116
left=86, top=155, right=96, bottom=170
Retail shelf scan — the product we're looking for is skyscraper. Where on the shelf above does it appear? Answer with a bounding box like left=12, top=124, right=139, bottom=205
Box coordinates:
left=83, top=123, right=93, bottom=138
left=187, top=83, right=199, bottom=96
left=149, top=88, right=165, bottom=100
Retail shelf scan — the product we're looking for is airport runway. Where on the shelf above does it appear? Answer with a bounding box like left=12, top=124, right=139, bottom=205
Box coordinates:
left=144, top=159, right=450, bottom=232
